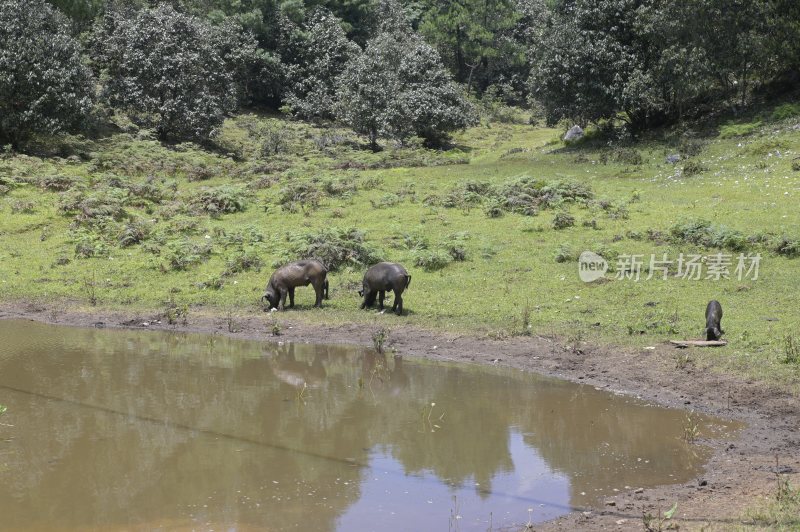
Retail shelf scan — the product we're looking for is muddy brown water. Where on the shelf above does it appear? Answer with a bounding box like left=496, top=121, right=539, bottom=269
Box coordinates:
left=0, top=320, right=741, bottom=531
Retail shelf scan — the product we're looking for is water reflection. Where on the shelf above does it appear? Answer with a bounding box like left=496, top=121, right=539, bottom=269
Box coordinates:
left=0, top=320, right=740, bottom=531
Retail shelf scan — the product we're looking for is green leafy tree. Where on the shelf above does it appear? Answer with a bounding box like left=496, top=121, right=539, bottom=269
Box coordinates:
left=336, top=13, right=476, bottom=149
left=417, top=0, right=532, bottom=98
left=211, top=17, right=284, bottom=107
left=47, top=0, right=105, bottom=33
left=92, top=5, right=245, bottom=142
left=0, top=0, right=95, bottom=149
left=284, top=8, right=360, bottom=119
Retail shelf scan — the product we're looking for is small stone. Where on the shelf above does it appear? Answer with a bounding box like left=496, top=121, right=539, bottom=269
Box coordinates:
left=634, top=488, right=644, bottom=494
left=666, top=154, right=681, bottom=164
left=616, top=519, right=627, bottom=525
left=604, top=499, right=616, bottom=506
left=698, top=479, right=708, bottom=486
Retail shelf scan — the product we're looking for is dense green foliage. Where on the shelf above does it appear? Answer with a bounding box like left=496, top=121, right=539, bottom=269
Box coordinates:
left=0, top=0, right=95, bottom=149
left=0, top=0, right=788, bottom=145
left=284, top=8, right=360, bottom=120
left=529, top=0, right=800, bottom=129
left=91, top=5, right=250, bottom=142
left=336, top=16, right=477, bottom=148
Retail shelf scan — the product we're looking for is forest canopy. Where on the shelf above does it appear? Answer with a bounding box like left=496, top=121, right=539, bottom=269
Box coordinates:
left=1, top=0, right=798, bottom=148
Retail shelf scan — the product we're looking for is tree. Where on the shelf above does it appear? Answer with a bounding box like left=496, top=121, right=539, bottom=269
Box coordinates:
left=211, top=17, right=284, bottom=108
left=92, top=5, right=244, bottom=143
left=336, top=17, right=476, bottom=149
left=47, top=0, right=105, bottom=34
left=416, top=0, right=533, bottom=99
left=0, top=0, right=95, bottom=149
left=284, top=8, right=360, bottom=120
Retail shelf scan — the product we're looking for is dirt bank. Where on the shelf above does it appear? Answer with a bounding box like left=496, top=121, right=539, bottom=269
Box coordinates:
left=1, top=300, right=798, bottom=531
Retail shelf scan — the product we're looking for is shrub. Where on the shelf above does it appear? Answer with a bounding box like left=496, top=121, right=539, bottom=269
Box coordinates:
left=260, top=123, right=289, bottom=157
left=682, top=160, right=708, bottom=176
left=223, top=248, right=263, bottom=276
left=719, top=121, right=761, bottom=138
left=59, top=187, right=129, bottom=225
left=670, top=219, right=748, bottom=251
left=554, top=244, right=577, bottom=263
left=552, top=212, right=575, bottom=230
left=164, top=239, right=212, bottom=271
left=72, top=230, right=109, bottom=258
left=446, top=245, right=467, bottom=261
left=278, top=182, right=323, bottom=213
left=678, top=137, right=706, bottom=158
left=442, top=176, right=593, bottom=216
left=772, top=236, right=800, bottom=258
left=191, top=186, right=247, bottom=217
left=322, top=177, right=358, bottom=197
left=118, top=219, right=150, bottom=247
left=371, top=193, right=401, bottom=209
left=772, top=103, right=800, bottom=121
left=389, top=232, right=429, bottom=251
left=37, top=175, right=75, bottom=192
left=612, top=147, right=643, bottom=165
left=414, top=250, right=452, bottom=271
left=286, top=227, right=382, bottom=271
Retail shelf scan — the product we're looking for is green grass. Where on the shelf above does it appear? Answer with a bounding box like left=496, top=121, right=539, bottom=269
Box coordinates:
left=1, top=108, right=800, bottom=389
left=746, top=476, right=800, bottom=530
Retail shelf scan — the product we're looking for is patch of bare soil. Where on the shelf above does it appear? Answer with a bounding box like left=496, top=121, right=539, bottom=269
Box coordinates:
left=1, top=301, right=798, bottom=531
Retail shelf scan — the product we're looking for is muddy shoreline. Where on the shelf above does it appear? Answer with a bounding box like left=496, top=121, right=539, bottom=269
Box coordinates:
left=1, top=301, right=798, bottom=530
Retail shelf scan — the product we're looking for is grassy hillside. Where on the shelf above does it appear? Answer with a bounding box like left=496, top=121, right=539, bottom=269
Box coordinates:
left=1, top=104, right=800, bottom=385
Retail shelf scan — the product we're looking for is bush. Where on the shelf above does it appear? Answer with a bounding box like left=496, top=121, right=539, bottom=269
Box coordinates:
left=554, top=244, right=577, bottom=263
left=0, top=0, right=95, bottom=149
left=10, top=200, right=35, bottom=214
left=118, top=219, right=150, bottom=247
left=165, top=239, right=212, bottom=271
left=59, top=187, right=129, bottom=226
left=552, top=212, right=575, bottom=230
left=414, top=250, right=451, bottom=271
left=612, top=147, right=643, bottom=165
left=772, top=236, right=800, bottom=258
left=389, top=232, right=428, bottom=251
left=446, top=245, right=467, bottom=261
left=71, top=229, right=109, bottom=258
left=37, top=175, right=76, bottom=192
left=719, top=121, right=761, bottom=138
left=286, top=228, right=382, bottom=271
left=670, top=219, right=748, bottom=251
left=322, top=177, right=358, bottom=198
left=191, top=186, right=247, bottom=217
left=678, top=137, right=706, bottom=158
left=278, top=182, right=323, bottom=213
left=682, top=160, right=708, bottom=176
left=442, top=176, right=593, bottom=216
left=260, top=123, right=290, bottom=157
left=223, top=248, right=263, bottom=276
left=772, top=103, right=800, bottom=121
left=371, top=193, right=401, bottom=209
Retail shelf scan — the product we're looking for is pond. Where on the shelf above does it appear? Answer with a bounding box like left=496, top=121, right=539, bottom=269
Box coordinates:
left=0, top=320, right=740, bottom=531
